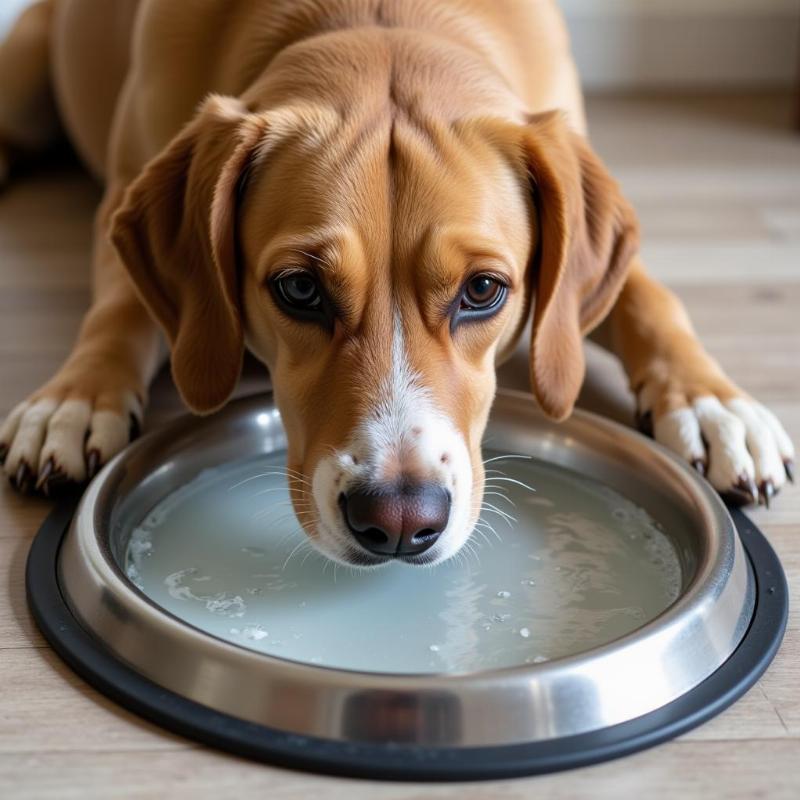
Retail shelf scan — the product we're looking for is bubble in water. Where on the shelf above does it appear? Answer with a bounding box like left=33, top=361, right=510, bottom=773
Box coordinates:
left=497, top=590, right=511, bottom=598
left=520, top=579, right=536, bottom=586
left=242, top=625, right=268, bottom=640
left=205, top=594, right=246, bottom=618
left=429, top=644, right=440, bottom=652
left=533, top=655, right=548, bottom=663
left=519, top=627, right=531, bottom=638
left=128, top=527, right=153, bottom=560
left=164, top=569, right=199, bottom=600
left=491, top=613, right=511, bottom=623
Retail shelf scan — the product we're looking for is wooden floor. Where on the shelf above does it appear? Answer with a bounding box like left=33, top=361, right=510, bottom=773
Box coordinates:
left=1, top=92, right=799, bottom=799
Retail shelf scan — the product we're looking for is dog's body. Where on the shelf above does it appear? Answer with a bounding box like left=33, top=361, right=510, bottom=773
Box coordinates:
left=0, top=0, right=793, bottom=564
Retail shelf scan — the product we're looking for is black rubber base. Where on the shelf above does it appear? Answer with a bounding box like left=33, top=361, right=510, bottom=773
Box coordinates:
left=26, top=502, right=787, bottom=782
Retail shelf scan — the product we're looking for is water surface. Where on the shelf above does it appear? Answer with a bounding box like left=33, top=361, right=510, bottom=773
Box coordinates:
left=124, top=451, right=682, bottom=674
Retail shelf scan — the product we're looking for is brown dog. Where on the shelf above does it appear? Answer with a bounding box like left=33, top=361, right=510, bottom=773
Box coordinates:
left=0, top=0, right=794, bottom=565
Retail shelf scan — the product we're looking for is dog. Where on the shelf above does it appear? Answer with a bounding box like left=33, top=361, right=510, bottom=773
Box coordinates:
left=0, top=0, right=794, bottom=566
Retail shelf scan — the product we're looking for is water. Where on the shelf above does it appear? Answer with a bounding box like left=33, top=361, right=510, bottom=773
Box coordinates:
left=123, top=451, right=682, bottom=674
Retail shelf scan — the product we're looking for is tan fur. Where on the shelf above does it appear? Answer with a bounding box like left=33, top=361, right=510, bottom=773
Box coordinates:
left=0, top=0, right=792, bottom=518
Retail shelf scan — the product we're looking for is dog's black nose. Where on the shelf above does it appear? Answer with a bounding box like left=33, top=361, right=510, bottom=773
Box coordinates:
left=340, top=483, right=451, bottom=557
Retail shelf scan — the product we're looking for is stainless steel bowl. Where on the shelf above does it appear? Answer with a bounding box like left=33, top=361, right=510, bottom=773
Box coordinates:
left=56, top=389, right=756, bottom=749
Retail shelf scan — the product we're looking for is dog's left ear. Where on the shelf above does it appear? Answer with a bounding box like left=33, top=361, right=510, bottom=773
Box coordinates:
left=521, top=111, right=639, bottom=421
left=111, top=95, right=270, bottom=414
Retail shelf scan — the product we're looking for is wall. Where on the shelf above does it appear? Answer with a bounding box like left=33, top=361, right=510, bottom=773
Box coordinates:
left=561, top=0, right=800, bottom=90
left=1, top=0, right=799, bottom=90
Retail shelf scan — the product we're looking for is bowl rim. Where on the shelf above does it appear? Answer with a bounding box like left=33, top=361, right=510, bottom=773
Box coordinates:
left=56, top=389, right=756, bottom=747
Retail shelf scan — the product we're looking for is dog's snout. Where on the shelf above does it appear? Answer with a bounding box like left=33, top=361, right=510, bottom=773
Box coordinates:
left=340, top=483, right=451, bottom=557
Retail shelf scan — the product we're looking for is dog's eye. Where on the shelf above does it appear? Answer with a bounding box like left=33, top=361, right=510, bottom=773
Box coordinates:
left=462, top=275, right=504, bottom=310
left=269, top=271, right=336, bottom=329
left=274, top=273, right=322, bottom=310
left=451, top=273, right=508, bottom=330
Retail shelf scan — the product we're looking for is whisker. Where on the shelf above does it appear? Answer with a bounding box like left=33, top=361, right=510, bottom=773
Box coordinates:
left=474, top=519, right=502, bottom=543
left=481, top=501, right=517, bottom=524
left=282, top=539, right=311, bottom=571
left=228, top=470, right=313, bottom=490
left=482, top=490, right=516, bottom=507
left=484, top=476, right=536, bottom=493
left=482, top=454, right=532, bottom=465
left=288, top=247, right=335, bottom=270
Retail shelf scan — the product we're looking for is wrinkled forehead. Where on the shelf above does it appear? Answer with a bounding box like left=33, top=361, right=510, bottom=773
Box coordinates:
left=239, top=114, right=531, bottom=291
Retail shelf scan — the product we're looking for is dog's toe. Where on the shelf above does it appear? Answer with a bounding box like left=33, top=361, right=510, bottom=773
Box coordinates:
left=2, top=398, right=58, bottom=492
left=648, top=391, right=793, bottom=507
left=2, top=391, right=141, bottom=495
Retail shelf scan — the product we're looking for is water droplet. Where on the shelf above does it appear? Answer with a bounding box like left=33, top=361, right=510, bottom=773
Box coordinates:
left=497, top=590, right=511, bottom=598
left=429, top=644, right=440, bottom=652
left=519, top=627, right=531, bottom=638
left=520, top=579, right=536, bottom=586
left=241, top=626, right=268, bottom=640
left=533, top=655, right=548, bottom=663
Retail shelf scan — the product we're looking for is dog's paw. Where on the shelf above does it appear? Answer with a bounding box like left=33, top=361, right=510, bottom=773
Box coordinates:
left=0, top=376, right=143, bottom=495
left=636, top=378, right=794, bottom=506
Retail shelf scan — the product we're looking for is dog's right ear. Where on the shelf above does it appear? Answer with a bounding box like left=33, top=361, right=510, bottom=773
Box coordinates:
left=111, top=95, right=270, bottom=414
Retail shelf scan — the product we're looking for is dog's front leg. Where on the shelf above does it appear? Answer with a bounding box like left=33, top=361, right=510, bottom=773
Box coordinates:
left=1, top=183, right=164, bottom=493
left=605, top=258, right=794, bottom=505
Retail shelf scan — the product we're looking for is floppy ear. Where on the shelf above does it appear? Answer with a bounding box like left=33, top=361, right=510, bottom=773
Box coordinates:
left=111, top=95, right=270, bottom=413
left=522, top=111, right=639, bottom=421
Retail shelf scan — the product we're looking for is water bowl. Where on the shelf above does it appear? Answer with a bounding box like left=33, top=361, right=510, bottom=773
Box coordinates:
left=26, top=390, right=787, bottom=780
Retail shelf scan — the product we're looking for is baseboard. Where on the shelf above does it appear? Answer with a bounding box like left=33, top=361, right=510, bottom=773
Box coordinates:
left=561, top=0, right=800, bottom=90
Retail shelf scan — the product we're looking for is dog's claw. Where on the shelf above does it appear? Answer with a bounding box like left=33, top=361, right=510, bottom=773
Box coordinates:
left=759, top=480, right=775, bottom=508
left=721, top=474, right=759, bottom=507
left=785, top=460, right=795, bottom=484
left=35, top=458, right=54, bottom=494
left=35, top=457, right=71, bottom=497
left=691, top=459, right=706, bottom=477
left=744, top=475, right=759, bottom=505
left=13, top=461, right=33, bottom=493
left=86, top=449, right=101, bottom=480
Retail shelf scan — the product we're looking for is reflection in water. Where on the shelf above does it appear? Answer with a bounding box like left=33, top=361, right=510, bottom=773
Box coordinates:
left=124, top=451, right=682, bottom=674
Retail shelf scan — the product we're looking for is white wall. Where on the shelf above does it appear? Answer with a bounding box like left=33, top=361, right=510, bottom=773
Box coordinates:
left=561, top=0, right=800, bottom=89
left=1, top=0, right=799, bottom=90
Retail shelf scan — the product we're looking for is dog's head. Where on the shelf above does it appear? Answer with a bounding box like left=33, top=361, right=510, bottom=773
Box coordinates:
left=112, top=93, right=637, bottom=567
